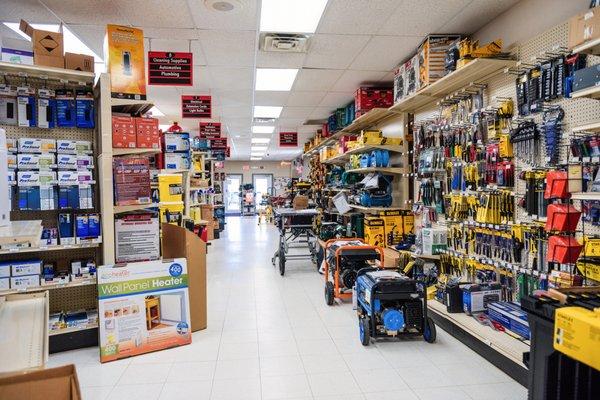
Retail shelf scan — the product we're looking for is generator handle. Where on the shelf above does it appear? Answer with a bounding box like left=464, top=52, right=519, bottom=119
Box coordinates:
left=324, top=237, right=364, bottom=250
left=334, top=245, right=384, bottom=268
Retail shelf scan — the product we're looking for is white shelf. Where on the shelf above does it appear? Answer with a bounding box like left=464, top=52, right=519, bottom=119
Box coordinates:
left=114, top=203, right=158, bottom=214
left=571, top=37, right=600, bottom=55
left=0, top=278, right=96, bottom=297
left=0, top=61, right=95, bottom=83
left=570, top=192, right=600, bottom=201
left=0, top=242, right=100, bottom=256
left=572, top=121, right=600, bottom=133
left=349, top=205, right=404, bottom=213
left=571, top=85, right=600, bottom=100
left=49, top=323, right=98, bottom=337
left=113, top=147, right=161, bottom=156
left=428, top=300, right=529, bottom=366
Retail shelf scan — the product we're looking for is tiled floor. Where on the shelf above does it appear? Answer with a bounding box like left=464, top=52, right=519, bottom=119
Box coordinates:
left=50, top=217, right=527, bottom=400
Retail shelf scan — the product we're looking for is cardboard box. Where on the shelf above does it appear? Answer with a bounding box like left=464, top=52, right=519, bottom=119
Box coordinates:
left=364, top=217, right=385, bottom=247
left=112, top=116, right=137, bottom=148
left=0, top=364, right=79, bottom=400
left=554, top=306, right=600, bottom=371
left=162, top=224, right=207, bottom=332
left=104, top=24, right=146, bottom=100
left=19, top=20, right=64, bottom=68
left=293, top=195, right=308, bottom=210
left=200, top=205, right=213, bottom=221
left=135, top=117, right=160, bottom=149
left=11, top=274, right=40, bottom=290
left=11, top=260, right=42, bottom=276
left=569, top=6, right=600, bottom=49
left=379, top=210, right=403, bottom=239
left=1, top=37, right=33, bottom=65
left=64, top=52, right=94, bottom=72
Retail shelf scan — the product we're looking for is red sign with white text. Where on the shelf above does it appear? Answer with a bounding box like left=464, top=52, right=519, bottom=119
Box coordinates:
left=279, top=131, right=298, bottom=147
left=209, top=137, right=227, bottom=149
left=199, top=122, right=221, bottom=138
left=148, top=52, right=193, bottom=86
left=182, top=95, right=211, bottom=118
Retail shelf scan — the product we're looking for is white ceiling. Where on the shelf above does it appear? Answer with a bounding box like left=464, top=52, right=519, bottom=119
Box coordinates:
left=0, top=0, right=520, bottom=160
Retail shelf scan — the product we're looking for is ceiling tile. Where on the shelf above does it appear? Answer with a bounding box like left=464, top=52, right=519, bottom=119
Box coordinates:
left=277, top=118, right=305, bottom=129
left=256, top=51, right=306, bottom=69
left=377, top=0, right=470, bottom=36
left=318, top=92, right=354, bottom=108
left=318, top=0, right=401, bottom=35
left=254, top=91, right=290, bottom=107
left=208, top=66, right=254, bottom=90
left=304, top=34, right=370, bottom=69
left=199, top=30, right=256, bottom=67
left=293, top=69, right=344, bottom=91
left=44, top=0, right=127, bottom=25
left=221, top=105, right=252, bottom=118
left=350, top=35, right=422, bottom=71
left=331, top=70, right=388, bottom=92
left=188, top=0, right=258, bottom=31
left=440, top=0, right=521, bottom=34
left=143, top=27, right=199, bottom=40
left=67, top=24, right=106, bottom=58
left=213, top=89, right=253, bottom=107
left=114, top=0, right=195, bottom=28
left=187, top=66, right=213, bottom=91
left=148, top=39, right=193, bottom=53
left=286, top=91, right=326, bottom=107
left=280, top=107, right=315, bottom=119
left=0, top=0, right=61, bottom=23
left=309, top=107, right=333, bottom=119
left=190, top=40, right=207, bottom=65
left=148, top=86, right=181, bottom=100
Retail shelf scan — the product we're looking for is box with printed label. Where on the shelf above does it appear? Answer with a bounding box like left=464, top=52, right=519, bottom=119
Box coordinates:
left=11, top=274, right=40, bottom=290
left=0, top=263, right=10, bottom=278
left=0, top=85, right=18, bottom=126
left=364, top=217, right=385, bottom=247
left=19, top=19, right=64, bottom=68
left=11, top=260, right=42, bottom=276
left=135, top=117, right=160, bottom=149
left=462, top=283, right=502, bottom=315
left=1, top=37, right=33, bottom=65
left=0, top=277, right=9, bottom=290
left=421, top=227, right=447, bottom=255
left=112, top=116, right=137, bottom=148
left=402, top=210, right=415, bottom=235
left=486, top=301, right=530, bottom=339
left=57, top=154, right=78, bottom=169
left=113, top=157, right=151, bottom=205
left=164, top=133, right=190, bottom=152
left=104, top=25, right=146, bottom=100
left=379, top=210, right=403, bottom=238
left=18, top=138, right=55, bottom=153
left=65, top=52, right=95, bottom=72
left=77, top=155, right=94, bottom=169
left=164, top=153, right=190, bottom=170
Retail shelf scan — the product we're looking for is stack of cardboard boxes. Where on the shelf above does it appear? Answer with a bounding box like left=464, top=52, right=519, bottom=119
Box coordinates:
left=112, top=116, right=160, bottom=149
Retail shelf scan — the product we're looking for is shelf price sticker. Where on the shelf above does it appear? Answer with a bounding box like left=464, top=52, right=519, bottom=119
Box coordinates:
left=182, top=95, right=211, bottom=118
left=148, top=52, right=193, bottom=86
left=279, top=132, right=298, bottom=147
left=199, top=122, right=221, bottom=138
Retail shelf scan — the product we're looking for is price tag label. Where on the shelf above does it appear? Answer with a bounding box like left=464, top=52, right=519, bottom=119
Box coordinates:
left=583, top=157, right=591, bottom=163
left=593, top=157, right=599, bottom=163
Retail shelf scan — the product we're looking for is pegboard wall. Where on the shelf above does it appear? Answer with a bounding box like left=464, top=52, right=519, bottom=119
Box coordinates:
left=49, top=284, right=97, bottom=313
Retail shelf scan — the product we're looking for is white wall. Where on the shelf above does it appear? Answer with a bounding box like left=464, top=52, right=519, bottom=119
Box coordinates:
left=474, top=0, right=590, bottom=49
left=218, top=161, right=292, bottom=183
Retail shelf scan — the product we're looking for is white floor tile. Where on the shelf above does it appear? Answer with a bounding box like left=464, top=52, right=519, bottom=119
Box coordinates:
left=301, top=353, right=349, bottom=374
left=259, top=339, right=299, bottom=358
left=461, top=382, right=528, bottom=400
left=214, top=358, right=260, bottom=380
left=307, top=371, right=361, bottom=397
left=363, top=391, right=419, bottom=400
left=395, top=365, right=454, bottom=389
left=261, top=374, right=312, bottom=399
left=260, top=355, right=306, bottom=377
left=109, top=383, right=164, bottom=400
left=352, top=368, right=409, bottom=393
left=159, top=381, right=212, bottom=400
left=76, top=363, right=127, bottom=387
left=80, top=386, right=113, bottom=400
left=166, top=361, right=216, bottom=382
left=117, top=363, right=172, bottom=385
left=210, top=377, right=262, bottom=400
left=219, top=329, right=258, bottom=344
left=342, top=351, right=391, bottom=372
left=296, top=338, right=339, bottom=356
left=413, top=387, right=471, bottom=400
left=217, top=341, right=259, bottom=360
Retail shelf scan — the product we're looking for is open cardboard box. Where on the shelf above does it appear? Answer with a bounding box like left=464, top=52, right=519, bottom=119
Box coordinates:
left=161, top=224, right=207, bottom=331
left=19, top=20, right=64, bottom=68
left=0, top=365, right=81, bottom=400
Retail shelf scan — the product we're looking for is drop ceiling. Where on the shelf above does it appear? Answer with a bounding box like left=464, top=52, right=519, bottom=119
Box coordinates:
left=0, top=0, right=520, bottom=160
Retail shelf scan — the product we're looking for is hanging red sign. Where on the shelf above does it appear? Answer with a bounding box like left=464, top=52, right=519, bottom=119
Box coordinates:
left=209, top=137, right=227, bottom=149
left=148, top=52, right=193, bottom=86
left=199, top=122, right=221, bottom=138
left=226, top=146, right=231, bottom=157
left=279, top=131, right=298, bottom=147
left=181, top=95, right=211, bottom=118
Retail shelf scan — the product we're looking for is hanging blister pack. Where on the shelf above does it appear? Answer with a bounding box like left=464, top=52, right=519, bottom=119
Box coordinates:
left=37, top=88, right=56, bottom=129
left=56, top=89, right=76, bottom=127
left=17, top=86, right=36, bottom=127
left=541, top=106, right=564, bottom=166
left=75, top=89, right=95, bottom=128
left=0, top=84, right=17, bottom=125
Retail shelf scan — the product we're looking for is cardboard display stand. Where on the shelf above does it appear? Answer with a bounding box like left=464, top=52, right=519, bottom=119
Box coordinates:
left=162, top=224, right=207, bottom=332
left=0, top=365, right=81, bottom=400
left=97, top=258, right=192, bottom=362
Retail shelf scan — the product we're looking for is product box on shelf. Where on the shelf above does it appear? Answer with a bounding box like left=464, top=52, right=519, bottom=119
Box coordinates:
left=462, top=283, right=502, bottom=315
left=159, top=203, right=184, bottom=225
left=364, top=217, right=385, bottom=247
left=19, top=19, right=64, bottom=68
left=354, top=87, right=393, bottom=112
left=164, top=132, right=190, bottom=152
left=158, top=174, right=183, bottom=203
left=37, top=88, right=56, bottom=129
left=164, top=153, right=190, bottom=170
left=379, top=210, right=403, bottom=238
left=393, top=63, right=406, bottom=103
left=135, top=117, right=160, bottom=149
left=97, top=258, right=192, bottom=362
left=75, top=90, right=94, bottom=128
left=113, top=157, right=151, bottom=205
left=104, top=24, right=146, bottom=100
left=17, top=86, right=36, bottom=127
left=402, top=54, right=420, bottom=98
left=11, top=260, right=42, bottom=276
left=0, top=263, right=10, bottom=278
left=10, top=274, right=40, bottom=290
left=418, top=35, right=461, bottom=88
left=56, top=89, right=76, bottom=127
left=18, top=138, right=56, bottom=153
left=486, top=301, right=530, bottom=339
left=402, top=210, right=415, bottom=235
left=0, top=85, right=18, bottom=126
left=421, top=227, right=447, bottom=255
left=64, top=52, right=94, bottom=72
left=0, top=277, right=9, bottom=291
left=0, top=37, right=33, bottom=65
left=112, top=116, right=137, bottom=148
left=568, top=5, right=600, bottom=49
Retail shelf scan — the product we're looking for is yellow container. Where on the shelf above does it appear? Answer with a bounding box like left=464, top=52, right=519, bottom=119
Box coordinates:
left=359, top=130, right=383, bottom=145
left=158, top=174, right=183, bottom=203
left=364, top=217, right=385, bottom=247
left=402, top=211, right=415, bottom=235
left=554, top=306, right=600, bottom=370
left=382, top=137, right=402, bottom=146
left=159, top=203, right=184, bottom=225
left=379, top=210, right=403, bottom=237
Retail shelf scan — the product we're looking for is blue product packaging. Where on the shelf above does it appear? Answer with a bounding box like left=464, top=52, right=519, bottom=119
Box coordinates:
left=76, top=214, right=89, bottom=238
left=58, top=213, right=74, bottom=244
left=75, top=90, right=95, bottom=128
left=486, top=301, right=531, bottom=339
left=56, top=89, right=76, bottom=127
left=88, top=213, right=100, bottom=238
left=17, top=86, right=36, bottom=127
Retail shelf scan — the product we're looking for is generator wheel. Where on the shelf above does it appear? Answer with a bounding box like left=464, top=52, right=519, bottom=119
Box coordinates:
left=359, top=317, right=370, bottom=346
left=423, top=316, right=436, bottom=343
left=324, top=281, right=334, bottom=306
left=279, top=253, right=286, bottom=276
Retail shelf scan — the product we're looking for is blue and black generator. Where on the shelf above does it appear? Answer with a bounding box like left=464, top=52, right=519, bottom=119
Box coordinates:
left=355, top=268, right=436, bottom=345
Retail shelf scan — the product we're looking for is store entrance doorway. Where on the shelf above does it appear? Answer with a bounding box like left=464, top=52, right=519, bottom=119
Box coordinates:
left=224, top=174, right=243, bottom=215
left=252, top=174, right=273, bottom=211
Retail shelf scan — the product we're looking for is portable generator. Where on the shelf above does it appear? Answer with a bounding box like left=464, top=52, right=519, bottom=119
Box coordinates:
left=355, top=268, right=436, bottom=345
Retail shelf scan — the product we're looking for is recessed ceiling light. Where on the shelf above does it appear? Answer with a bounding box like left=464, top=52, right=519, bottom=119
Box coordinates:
left=260, top=0, right=328, bottom=33
left=251, top=138, right=271, bottom=144
left=235, top=135, right=241, bottom=138
left=253, top=106, right=283, bottom=118
left=252, top=125, right=274, bottom=134
left=3, top=22, right=103, bottom=62
left=250, top=157, right=263, bottom=161
left=251, top=145, right=268, bottom=151
left=255, top=68, right=298, bottom=91
left=251, top=153, right=265, bottom=157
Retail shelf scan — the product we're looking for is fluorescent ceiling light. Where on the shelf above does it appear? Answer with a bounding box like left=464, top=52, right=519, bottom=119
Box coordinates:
left=255, top=68, right=298, bottom=91
left=253, top=106, right=283, bottom=118
left=4, top=22, right=103, bottom=62
left=250, top=157, right=263, bottom=161
left=252, top=125, right=274, bottom=134
left=148, top=106, right=164, bottom=117
left=251, top=138, right=271, bottom=144
left=251, top=150, right=265, bottom=155
left=260, top=0, right=328, bottom=33
left=251, top=146, right=268, bottom=152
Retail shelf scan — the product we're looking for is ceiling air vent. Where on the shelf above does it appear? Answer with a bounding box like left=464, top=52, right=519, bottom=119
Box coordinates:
left=260, top=33, right=310, bottom=53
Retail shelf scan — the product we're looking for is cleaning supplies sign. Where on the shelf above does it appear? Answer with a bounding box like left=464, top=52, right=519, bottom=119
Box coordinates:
left=148, top=51, right=193, bottom=86
left=97, top=258, right=192, bottom=363
left=181, top=95, right=211, bottom=118
left=199, top=122, right=221, bottom=138
left=279, top=131, right=298, bottom=147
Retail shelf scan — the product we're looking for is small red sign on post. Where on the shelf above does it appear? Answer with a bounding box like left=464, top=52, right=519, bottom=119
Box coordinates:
left=199, top=122, right=221, bottom=138
left=148, top=52, right=193, bottom=86
left=182, top=95, right=211, bottom=118
left=279, top=131, right=298, bottom=147
left=209, top=137, right=228, bottom=149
